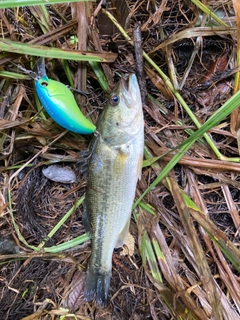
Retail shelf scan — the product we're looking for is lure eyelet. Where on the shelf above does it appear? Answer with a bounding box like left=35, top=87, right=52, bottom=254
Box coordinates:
left=109, top=94, right=120, bottom=106
left=40, top=81, right=48, bottom=87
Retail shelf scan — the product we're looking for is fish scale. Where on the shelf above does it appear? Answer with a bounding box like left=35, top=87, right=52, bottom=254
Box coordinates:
left=83, top=74, right=144, bottom=307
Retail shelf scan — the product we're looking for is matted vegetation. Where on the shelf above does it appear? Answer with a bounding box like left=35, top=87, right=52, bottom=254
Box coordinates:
left=0, top=0, right=240, bottom=319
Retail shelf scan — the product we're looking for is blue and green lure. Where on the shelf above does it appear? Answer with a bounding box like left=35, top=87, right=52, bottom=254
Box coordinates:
left=34, top=58, right=96, bottom=134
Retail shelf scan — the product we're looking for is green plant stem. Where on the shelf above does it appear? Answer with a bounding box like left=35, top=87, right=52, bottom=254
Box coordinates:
left=0, top=38, right=116, bottom=63
left=191, top=0, right=228, bottom=27
left=8, top=187, right=90, bottom=253
left=0, top=0, right=93, bottom=9
left=38, top=196, right=85, bottom=249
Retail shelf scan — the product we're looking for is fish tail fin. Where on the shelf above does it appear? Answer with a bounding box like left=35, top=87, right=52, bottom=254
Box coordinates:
left=84, top=268, right=111, bottom=307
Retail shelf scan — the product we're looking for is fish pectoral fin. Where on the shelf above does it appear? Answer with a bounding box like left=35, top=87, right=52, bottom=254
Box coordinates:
left=113, top=151, right=129, bottom=178
left=77, top=149, right=90, bottom=178
left=115, top=217, right=131, bottom=248
left=119, top=144, right=130, bottom=155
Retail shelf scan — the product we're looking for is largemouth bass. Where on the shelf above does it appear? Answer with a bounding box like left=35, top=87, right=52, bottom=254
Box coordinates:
left=83, top=74, right=144, bottom=306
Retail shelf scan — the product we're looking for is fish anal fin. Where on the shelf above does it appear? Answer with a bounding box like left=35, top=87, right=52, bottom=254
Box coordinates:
left=115, top=217, right=131, bottom=248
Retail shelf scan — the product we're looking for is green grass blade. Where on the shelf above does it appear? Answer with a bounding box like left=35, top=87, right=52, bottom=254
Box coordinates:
left=38, top=196, right=85, bottom=249
left=0, top=38, right=116, bottom=63
left=89, top=60, right=109, bottom=92
left=8, top=187, right=89, bottom=253
left=191, top=0, right=228, bottom=27
left=8, top=189, right=39, bottom=251
left=43, top=233, right=90, bottom=253
left=62, top=59, right=75, bottom=87
left=0, top=0, right=94, bottom=9
left=0, top=71, right=31, bottom=80
left=145, top=238, right=163, bottom=282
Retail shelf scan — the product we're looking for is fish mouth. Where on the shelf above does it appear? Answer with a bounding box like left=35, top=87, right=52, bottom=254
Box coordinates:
left=118, top=74, right=141, bottom=108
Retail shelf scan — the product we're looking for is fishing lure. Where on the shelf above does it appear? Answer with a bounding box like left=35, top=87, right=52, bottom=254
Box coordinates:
left=35, top=76, right=96, bottom=134
left=16, top=57, right=96, bottom=134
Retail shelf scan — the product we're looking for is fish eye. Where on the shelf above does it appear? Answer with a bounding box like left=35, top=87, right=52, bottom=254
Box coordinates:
left=40, top=81, right=48, bottom=87
left=109, top=94, right=120, bottom=106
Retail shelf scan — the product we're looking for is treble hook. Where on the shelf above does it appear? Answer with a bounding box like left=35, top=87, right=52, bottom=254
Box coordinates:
left=66, top=86, right=90, bottom=107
